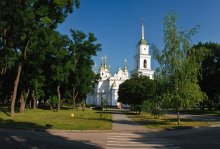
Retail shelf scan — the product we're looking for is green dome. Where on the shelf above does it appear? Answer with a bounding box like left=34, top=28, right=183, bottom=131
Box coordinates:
left=138, top=39, right=147, bottom=45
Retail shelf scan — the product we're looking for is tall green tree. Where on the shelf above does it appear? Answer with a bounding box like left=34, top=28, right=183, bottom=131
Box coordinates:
left=0, top=0, right=79, bottom=116
left=193, top=42, right=220, bottom=109
left=50, top=32, right=73, bottom=111
left=118, top=76, right=156, bottom=113
left=152, top=12, right=207, bottom=124
left=69, top=30, right=101, bottom=109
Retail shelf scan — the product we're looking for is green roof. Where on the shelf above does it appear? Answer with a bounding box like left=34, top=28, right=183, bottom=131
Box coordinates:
left=138, top=39, right=147, bottom=45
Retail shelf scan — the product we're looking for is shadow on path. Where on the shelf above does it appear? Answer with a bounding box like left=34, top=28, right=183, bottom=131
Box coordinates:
left=0, top=119, right=103, bottom=149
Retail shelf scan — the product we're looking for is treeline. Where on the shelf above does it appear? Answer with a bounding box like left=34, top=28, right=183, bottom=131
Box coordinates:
left=0, top=0, right=101, bottom=116
left=118, top=12, right=220, bottom=124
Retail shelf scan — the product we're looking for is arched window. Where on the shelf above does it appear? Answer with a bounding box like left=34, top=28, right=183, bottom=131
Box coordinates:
left=143, top=59, right=147, bottom=68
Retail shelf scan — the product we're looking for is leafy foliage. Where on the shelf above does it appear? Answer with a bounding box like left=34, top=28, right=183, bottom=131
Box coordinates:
left=193, top=42, right=220, bottom=109
left=152, top=12, right=207, bottom=124
left=68, top=30, right=101, bottom=107
left=0, top=0, right=102, bottom=115
left=118, top=76, right=156, bottom=106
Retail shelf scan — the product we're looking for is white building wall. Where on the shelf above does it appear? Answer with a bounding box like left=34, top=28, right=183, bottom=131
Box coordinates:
left=111, top=89, right=118, bottom=106
left=87, top=66, right=129, bottom=106
left=139, top=44, right=149, bottom=55
left=139, top=55, right=151, bottom=70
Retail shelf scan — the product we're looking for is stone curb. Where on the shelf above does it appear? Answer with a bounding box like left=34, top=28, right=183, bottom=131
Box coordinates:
left=0, top=125, right=156, bottom=133
left=1, top=123, right=219, bottom=133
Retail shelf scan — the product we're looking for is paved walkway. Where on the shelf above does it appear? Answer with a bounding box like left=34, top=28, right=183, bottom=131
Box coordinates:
left=105, top=132, right=175, bottom=149
left=111, top=108, right=148, bottom=131
left=107, top=109, right=177, bottom=149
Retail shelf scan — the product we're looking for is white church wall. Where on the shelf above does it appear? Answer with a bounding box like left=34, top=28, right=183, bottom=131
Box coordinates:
left=140, top=55, right=151, bottom=70
left=111, top=89, right=118, bottom=106
left=139, top=44, right=148, bottom=55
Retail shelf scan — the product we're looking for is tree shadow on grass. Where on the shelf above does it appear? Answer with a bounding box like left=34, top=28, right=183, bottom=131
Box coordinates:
left=0, top=107, right=10, bottom=116
left=0, top=119, right=104, bottom=149
left=0, top=118, right=46, bottom=130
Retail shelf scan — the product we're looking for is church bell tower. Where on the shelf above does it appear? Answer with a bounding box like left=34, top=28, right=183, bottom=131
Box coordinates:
left=131, top=20, right=154, bottom=79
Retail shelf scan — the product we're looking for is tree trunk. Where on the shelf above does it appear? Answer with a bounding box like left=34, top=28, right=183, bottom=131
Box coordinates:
left=1, top=29, right=8, bottom=91
left=43, top=98, right=46, bottom=109
left=138, top=109, right=141, bottom=115
left=3, top=95, right=8, bottom=105
left=82, top=101, right=85, bottom=111
left=3, top=66, right=7, bottom=75
left=200, top=102, right=205, bottom=111
left=57, top=85, right=61, bottom=111
left=50, top=104, right=53, bottom=111
left=32, top=90, right=36, bottom=110
left=72, top=86, right=78, bottom=110
left=208, top=99, right=212, bottom=110
left=3, top=28, right=7, bottom=46
left=33, top=99, right=37, bottom=109
left=19, top=89, right=30, bottom=113
left=0, top=67, right=4, bottom=91
left=1, top=67, right=4, bottom=77
left=0, top=66, right=7, bottom=90
left=72, top=87, right=76, bottom=110
left=10, top=63, right=22, bottom=117
left=29, top=99, right=32, bottom=109
left=19, top=95, right=25, bottom=113
left=10, top=38, right=30, bottom=117
left=177, top=110, right=180, bottom=125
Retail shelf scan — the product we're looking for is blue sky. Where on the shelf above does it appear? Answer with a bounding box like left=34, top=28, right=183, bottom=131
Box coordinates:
left=57, top=0, right=220, bottom=74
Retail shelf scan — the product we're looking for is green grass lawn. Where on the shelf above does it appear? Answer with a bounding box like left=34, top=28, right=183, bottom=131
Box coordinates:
left=128, top=112, right=220, bottom=130
left=0, top=108, right=112, bottom=130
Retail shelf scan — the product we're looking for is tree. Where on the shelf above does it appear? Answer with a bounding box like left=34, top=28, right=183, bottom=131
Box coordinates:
left=118, top=75, right=156, bottom=114
left=27, top=37, right=46, bottom=110
left=0, top=0, right=79, bottom=116
left=152, top=12, right=207, bottom=124
left=69, top=30, right=101, bottom=109
left=49, top=32, right=73, bottom=111
left=193, top=42, right=220, bottom=109
left=141, top=71, right=167, bottom=118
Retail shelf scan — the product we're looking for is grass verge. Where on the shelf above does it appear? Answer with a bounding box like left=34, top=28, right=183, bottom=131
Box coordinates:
left=127, top=112, right=220, bottom=130
left=0, top=108, right=112, bottom=130
left=181, top=109, right=220, bottom=116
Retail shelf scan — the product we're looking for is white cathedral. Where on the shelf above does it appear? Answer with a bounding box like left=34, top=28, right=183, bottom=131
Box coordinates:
left=86, top=22, right=154, bottom=108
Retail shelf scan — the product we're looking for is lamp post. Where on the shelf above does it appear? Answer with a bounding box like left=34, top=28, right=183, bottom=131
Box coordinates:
left=97, top=89, right=105, bottom=117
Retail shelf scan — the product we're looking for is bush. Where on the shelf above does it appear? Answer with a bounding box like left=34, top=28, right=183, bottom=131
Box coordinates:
left=48, top=96, right=59, bottom=110
left=142, top=100, right=163, bottom=118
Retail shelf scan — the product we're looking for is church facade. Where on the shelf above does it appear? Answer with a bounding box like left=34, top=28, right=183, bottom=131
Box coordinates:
left=86, top=57, right=129, bottom=107
left=86, top=22, right=154, bottom=107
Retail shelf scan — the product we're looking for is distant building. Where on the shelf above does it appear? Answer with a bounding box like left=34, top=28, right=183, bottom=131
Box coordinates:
left=86, top=56, right=129, bottom=108
left=86, top=21, right=154, bottom=107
